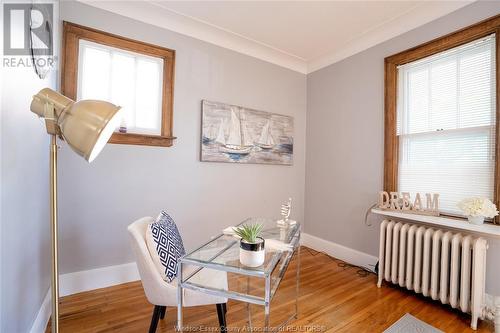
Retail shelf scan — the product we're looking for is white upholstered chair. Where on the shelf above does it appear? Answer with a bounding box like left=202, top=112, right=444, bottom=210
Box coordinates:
left=128, top=217, right=228, bottom=333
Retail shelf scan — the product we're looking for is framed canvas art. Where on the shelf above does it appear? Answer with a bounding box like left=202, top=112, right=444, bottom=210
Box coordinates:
left=201, top=100, right=293, bottom=165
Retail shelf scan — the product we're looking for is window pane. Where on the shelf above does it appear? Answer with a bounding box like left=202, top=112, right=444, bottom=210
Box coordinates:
left=407, top=68, right=429, bottom=134
left=80, top=46, right=110, bottom=101
left=77, top=39, right=164, bottom=136
left=459, top=45, right=495, bottom=128
left=430, top=59, right=457, bottom=130
left=397, top=34, right=496, bottom=215
left=135, top=59, right=162, bottom=131
left=399, top=128, right=495, bottom=214
left=110, top=52, right=136, bottom=129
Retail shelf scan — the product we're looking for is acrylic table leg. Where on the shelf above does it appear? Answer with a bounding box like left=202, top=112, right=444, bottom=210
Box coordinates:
left=177, top=262, right=184, bottom=332
left=295, top=245, right=300, bottom=318
left=246, top=276, right=253, bottom=329
left=264, top=275, right=271, bottom=332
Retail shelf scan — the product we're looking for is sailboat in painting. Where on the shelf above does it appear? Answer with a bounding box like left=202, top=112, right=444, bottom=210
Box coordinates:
left=202, top=123, right=218, bottom=144
left=255, top=120, right=275, bottom=149
left=203, top=119, right=223, bottom=144
left=219, top=109, right=253, bottom=155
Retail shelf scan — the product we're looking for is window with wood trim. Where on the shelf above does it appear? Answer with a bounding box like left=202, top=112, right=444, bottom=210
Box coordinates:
left=62, top=22, right=176, bottom=147
left=384, top=15, right=500, bottom=218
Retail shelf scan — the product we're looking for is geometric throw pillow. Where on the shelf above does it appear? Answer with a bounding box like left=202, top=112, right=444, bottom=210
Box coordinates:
left=145, top=211, right=186, bottom=282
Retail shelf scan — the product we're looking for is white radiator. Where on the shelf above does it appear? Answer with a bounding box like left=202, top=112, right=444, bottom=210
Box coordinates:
left=377, top=220, right=488, bottom=330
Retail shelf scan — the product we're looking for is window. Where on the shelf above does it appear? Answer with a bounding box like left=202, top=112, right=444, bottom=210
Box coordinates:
left=62, top=22, right=175, bottom=147
left=397, top=35, right=496, bottom=214
left=78, top=40, right=163, bottom=135
left=385, top=15, right=500, bottom=219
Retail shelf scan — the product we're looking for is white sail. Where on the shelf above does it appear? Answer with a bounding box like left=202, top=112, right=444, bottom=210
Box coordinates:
left=215, top=119, right=225, bottom=145
left=207, top=124, right=216, bottom=139
left=242, top=122, right=253, bottom=146
left=257, top=121, right=269, bottom=144
left=257, top=120, right=275, bottom=146
left=226, top=109, right=242, bottom=147
left=268, top=130, right=275, bottom=145
left=240, top=112, right=253, bottom=147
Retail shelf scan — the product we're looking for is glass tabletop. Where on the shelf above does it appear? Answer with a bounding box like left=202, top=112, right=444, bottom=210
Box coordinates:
left=181, top=217, right=300, bottom=276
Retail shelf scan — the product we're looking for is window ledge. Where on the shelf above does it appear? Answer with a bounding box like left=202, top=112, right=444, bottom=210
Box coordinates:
left=371, top=208, right=500, bottom=238
left=109, top=132, right=176, bottom=147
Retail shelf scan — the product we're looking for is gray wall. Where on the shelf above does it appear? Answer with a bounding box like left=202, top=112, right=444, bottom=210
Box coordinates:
left=0, top=29, right=58, bottom=333
left=4, top=1, right=500, bottom=331
left=305, top=1, right=500, bottom=294
left=58, top=1, right=306, bottom=274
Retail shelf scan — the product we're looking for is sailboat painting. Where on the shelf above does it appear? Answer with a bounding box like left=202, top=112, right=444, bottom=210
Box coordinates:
left=201, top=100, right=293, bottom=165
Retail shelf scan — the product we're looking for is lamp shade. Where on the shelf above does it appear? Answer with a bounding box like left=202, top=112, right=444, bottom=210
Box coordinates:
left=30, top=88, right=122, bottom=162
left=58, top=100, right=122, bottom=162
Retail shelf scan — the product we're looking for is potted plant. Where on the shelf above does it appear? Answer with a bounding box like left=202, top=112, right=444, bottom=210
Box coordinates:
left=457, top=197, right=499, bottom=225
left=234, top=223, right=265, bottom=267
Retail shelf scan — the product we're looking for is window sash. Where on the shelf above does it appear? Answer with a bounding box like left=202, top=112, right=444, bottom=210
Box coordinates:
left=77, top=39, right=164, bottom=136
left=398, top=126, right=495, bottom=214
left=396, top=34, right=496, bottom=136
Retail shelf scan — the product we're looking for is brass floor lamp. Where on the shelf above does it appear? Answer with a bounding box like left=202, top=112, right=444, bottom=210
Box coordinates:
left=30, top=88, right=122, bottom=333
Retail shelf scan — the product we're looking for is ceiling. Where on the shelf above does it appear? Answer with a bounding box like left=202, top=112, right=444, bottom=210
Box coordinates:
left=80, top=1, right=475, bottom=73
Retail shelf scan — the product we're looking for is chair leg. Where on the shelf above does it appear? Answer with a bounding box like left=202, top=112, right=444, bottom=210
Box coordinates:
left=149, top=305, right=162, bottom=333
left=160, top=306, right=166, bottom=320
left=216, top=303, right=227, bottom=332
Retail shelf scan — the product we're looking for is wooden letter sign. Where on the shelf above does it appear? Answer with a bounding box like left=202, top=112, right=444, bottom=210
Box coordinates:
left=378, top=191, right=439, bottom=216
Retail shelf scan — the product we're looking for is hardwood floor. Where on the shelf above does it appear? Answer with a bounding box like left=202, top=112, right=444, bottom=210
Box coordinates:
left=47, top=247, right=494, bottom=332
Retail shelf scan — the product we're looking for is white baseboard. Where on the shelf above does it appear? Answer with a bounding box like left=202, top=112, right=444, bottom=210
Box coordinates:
left=301, top=233, right=378, bottom=272
left=29, top=289, right=51, bottom=333
left=59, top=262, right=139, bottom=297
left=29, top=262, right=139, bottom=333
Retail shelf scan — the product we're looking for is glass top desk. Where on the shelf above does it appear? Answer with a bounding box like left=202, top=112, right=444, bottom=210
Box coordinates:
left=177, top=217, right=301, bottom=331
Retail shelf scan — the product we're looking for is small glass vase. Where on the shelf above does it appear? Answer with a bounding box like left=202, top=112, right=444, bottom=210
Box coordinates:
left=468, top=216, right=485, bottom=225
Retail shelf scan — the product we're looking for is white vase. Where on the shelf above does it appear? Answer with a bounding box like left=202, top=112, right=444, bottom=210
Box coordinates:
left=468, top=216, right=485, bottom=225
left=239, top=238, right=265, bottom=267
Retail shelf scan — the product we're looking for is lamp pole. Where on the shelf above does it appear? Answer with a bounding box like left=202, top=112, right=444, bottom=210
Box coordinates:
left=50, top=134, right=59, bottom=333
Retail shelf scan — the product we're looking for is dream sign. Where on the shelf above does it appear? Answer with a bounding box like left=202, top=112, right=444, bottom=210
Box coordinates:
left=378, top=191, right=440, bottom=216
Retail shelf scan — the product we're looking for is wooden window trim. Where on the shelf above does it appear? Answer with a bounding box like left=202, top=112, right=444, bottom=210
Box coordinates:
left=384, top=14, right=500, bottom=221
left=61, top=21, right=176, bottom=147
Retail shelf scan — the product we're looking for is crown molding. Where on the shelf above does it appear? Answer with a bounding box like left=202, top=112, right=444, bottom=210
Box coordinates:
left=307, top=1, right=475, bottom=73
left=76, top=0, right=308, bottom=73
left=77, top=0, right=475, bottom=75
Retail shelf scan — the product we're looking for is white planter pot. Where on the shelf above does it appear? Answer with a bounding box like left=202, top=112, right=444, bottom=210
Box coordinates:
left=239, top=238, right=265, bottom=267
left=468, top=216, right=485, bottom=225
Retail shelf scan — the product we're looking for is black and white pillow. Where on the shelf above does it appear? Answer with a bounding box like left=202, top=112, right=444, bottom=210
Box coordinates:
left=146, top=211, right=186, bottom=282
